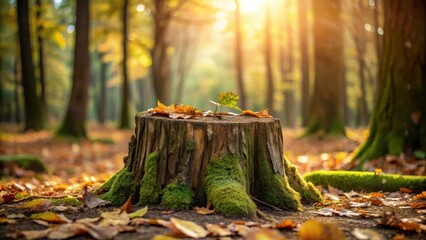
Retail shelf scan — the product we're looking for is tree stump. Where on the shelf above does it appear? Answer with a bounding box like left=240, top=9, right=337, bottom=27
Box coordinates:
left=98, top=113, right=322, bottom=215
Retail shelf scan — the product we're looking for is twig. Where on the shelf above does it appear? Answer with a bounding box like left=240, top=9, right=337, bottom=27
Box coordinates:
left=250, top=195, right=286, bottom=214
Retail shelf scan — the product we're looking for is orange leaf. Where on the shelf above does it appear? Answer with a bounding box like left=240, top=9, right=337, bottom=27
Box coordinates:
left=399, top=188, right=413, bottom=194
left=193, top=206, right=215, bottom=215
left=413, top=191, right=426, bottom=200
left=274, top=219, right=297, bottom=229
left=374, top=168, right=382, bottom=175
left=120, top=196, right=133, bottom=213
left=241, top=109, right=273, bottom=118
left=245, top=228, right=286, bottom=240
left=299, top=220, right=345, bottom=240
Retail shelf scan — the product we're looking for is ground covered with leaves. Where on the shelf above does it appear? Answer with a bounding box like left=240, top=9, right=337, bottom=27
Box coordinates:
left=0, top=126, right=425, bottom=239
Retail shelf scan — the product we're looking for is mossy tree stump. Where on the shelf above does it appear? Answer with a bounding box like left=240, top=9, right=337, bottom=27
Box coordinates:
left=98, top=113, right=322, bottom=215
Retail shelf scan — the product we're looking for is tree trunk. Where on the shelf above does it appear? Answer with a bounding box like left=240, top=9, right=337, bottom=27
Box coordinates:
left=36, top=0, right=46, bottom=119
left=264, top=1, right=275, bottom=116
left=151, top=0, right=171, bottom=104
left=98, top=114, right=322, bottom=215
left=57, top=0, right=90, bottom=138
left=17, top=0, right=45, bottom=131
left=97, top=52, right=107, bottom=124
left=305, top=0, right=346, bottom=136
left=234, top=0, right=246, bottom=110
left=353, top=0, right=426, bottom=164
left=298, top=0, right=310, bottom=127
left=119, top=0, right=130, bottom=129
left=14, top=53, right=22, bottom=123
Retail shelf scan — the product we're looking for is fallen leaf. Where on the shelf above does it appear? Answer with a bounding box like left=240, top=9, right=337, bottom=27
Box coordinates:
left=241, top=109, right=272, bottom=118
left=194, top=206, right=215, bottom=215
left=374, top=168, right=382, bottom=175
left=0, top=217, right=16, bottom=224
left=21, top=199, right=52, bottom=210
left=399, top=188, right=412, bottom=194
left=170, top=217, right=209, bottom=238
left=410, top=202, right=426, bottom=209
left=100, top=209, right=129, bottom=226
left=128, top=206, right=148, bottom=219
left=76, top=217, right=100, bottom=223
left=83, top=186, right=111, bottom=209
left=21, top=229, right=52, bottom=240
left=392, top=234, right=408, bottom=240
left=413, top=191, right=426, bottom=200
left=7, top=213, right=26, bottom=219
left=351, top=228, right=384, bottom=240
left=151, top=235, right=179, bottom=240
left=273, top=219, right=297, bottom=229
left=33, top=219, right=49, bottom=226
left=119, top=196, right=133, bottom=213
left=80, top=222, right=119, bottom=240
left=245, top=228, right=286, bottom=240
left=299, top=220, right=345, bottom=240
left=205, top=223, right=232, bottom=237
left=30, top=212, right=71, bottom=223
left=47, top=223, right=85, bottom=239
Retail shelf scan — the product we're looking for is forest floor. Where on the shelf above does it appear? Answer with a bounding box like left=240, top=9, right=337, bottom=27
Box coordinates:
left=0, top=125, right=425, bottom=239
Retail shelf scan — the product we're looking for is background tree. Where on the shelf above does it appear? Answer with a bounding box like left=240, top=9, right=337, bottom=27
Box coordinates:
left=58, top=0, right=90, bottom=138
left=305, top=0, right=346, bottom=136
left=36, top=0, right=46, bottom=118
left=119, top=0, right=130, bottom=129
left=298, top=0, right=310, bottom=126
left=234, top=0, right=246, bottom=110
left=264, top=0, right=275, bottom=116
left=17, top=0, right=45, bottom=131
left=353, top=0, right=426, bottom=164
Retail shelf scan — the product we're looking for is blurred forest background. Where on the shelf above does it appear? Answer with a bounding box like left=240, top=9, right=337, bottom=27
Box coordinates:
left=0, top=0, right=384, bottom=132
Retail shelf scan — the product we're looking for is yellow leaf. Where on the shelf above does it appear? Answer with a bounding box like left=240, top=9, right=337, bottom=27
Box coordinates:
left=151, top=235, right=178, bottom=240
left=53, top=31, right=66, bottom=49
left=194, top=206, right=215, bottom=215
left=299, top=220, right=345, bottom=240
left=374, top=168, right=382, bottom=175
left=21, top=199, right=52, bottom=210
left=245, top=228, right=286, bottom=240
left=0, top=217, right=16, bottom=224
left=30, top=212, right=71, bottom=223
left=128, top=206, right=148, bottom=219
left=170, top=217, right=209, bottom=238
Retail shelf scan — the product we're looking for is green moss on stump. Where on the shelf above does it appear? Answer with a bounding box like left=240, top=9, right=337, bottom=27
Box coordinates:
left=161, top=179, right=192, bottom=210
left=283, top=156, right=322, bottom=204
left=0, top=154, right=46, bottom=174
left=139, top=152, right=161, bottom=206
left=304, top=170, right=426, bottom=192
left=99, top=167, right=136, bottom=205
left=255, top=154, right=302, bottom=211
left=204, top=155, right=256, bottom=216
left=51, top=196, right=82, bottom=207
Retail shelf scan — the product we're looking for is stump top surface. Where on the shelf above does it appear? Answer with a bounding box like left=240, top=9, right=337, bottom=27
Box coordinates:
left=137, top=112, right=280, bottom=124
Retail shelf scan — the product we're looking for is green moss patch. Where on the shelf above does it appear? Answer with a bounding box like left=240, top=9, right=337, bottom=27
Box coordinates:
left=51, top=196, right=82, bottom=207
left=99, top=167, right=136, bottom=205
left=254, top=154, right=302, bottom=211
left=161, top=179, right=192, bottom=210
left=0, top=154, right=46, bottom=174
left=283, top=156, right=322, bottom=204
left=139, top=152, right=161, bottom=206
left=304, top=170, right=426, bottom=192
left=204, top=155, right=256, bottom=216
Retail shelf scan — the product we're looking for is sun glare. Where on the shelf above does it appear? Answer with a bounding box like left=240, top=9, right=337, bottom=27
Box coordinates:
left=239, top=0, right=265, bottom=13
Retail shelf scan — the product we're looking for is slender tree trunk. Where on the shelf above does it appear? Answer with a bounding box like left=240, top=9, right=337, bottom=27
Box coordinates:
left=151, top=0, right=171, bottom=104
left=305, top=0, right=346, bottom=136
left=264, top=1, right=275, bottom=116
left=234, top=0, right=246, bottom=110
left=14, top=54, right=22, bottom=123
left=298, top=0, right=310, bottom=127
left=372, top=0, right=382, bottom=101
left=36, top=0, right=46, bottom=119
left=175, top=27, right=190, bottom=104
left=119, top=0, right=130, bottom=129
left=353, top=0, right=426, bottom=164
left=97, top=52, right=107, bottom=124
left=17, top=0, right=45, bottom=131
left=57, top=0, right=90, bottom=138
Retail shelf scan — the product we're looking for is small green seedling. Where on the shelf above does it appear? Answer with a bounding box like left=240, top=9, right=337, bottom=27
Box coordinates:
left=210, top=92, right=242, bottom=114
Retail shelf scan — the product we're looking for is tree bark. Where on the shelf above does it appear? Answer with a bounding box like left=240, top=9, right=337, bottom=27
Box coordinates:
left=234, top=0, right=246, bottom=110
left=353, top=0, right=426, bottom=164
left=98, top=114, right=322, bottom=215
left=57, top=0, right=90, bottom=138
left=119, top=0, right=130, bottom=129
left=298, top=0, right=310, bottom=127
left=17, top=0, right=45, bottom=131
left=305, top=0, right=346, bottom=136
left=97, top=51, right=107, bottom=124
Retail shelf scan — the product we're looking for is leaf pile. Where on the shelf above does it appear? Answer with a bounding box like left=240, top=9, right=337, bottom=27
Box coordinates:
left=148, top=101, right=202, bottom=119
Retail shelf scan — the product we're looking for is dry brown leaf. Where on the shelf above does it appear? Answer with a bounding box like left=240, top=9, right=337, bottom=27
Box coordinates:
left=76, top=217, right=100, bottom=223
left=83, top=186, right=111, bottom=209
left=119, top=196, right=133, bottom=213
left=194, top=206, right=215, bottom=215
left=81, top=222, right=119, bottom=239
left=299, top=220, right=345, bottom=240
left=151, top=234, right=179, bottom=240
left=170, top=217, right=209, bottom=238
left=99, top=209, right=129, bottom=226
left=21, top=229, right=52, bottom=240
left=399, top=188, right=413, bottom=193
left=245, top=228, right=286, bottom=240
left=7, top=213, right=25, bottom=219
left=0, top=217, right=16, bottom=224
left=351, top=228, right=384, bottom=240
left=205, top=223, right=232, bottom=237
left=241, top=109, right=272, bottom=118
